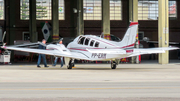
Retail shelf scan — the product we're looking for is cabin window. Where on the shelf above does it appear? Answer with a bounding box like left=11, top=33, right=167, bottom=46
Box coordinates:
left=95, top=42, right=99, bottom=47
left=78, top=36, right=82, bottom=41
left=90, top=40, right=95, bottom=46
left=78, top=37, right=85, bottom=45
left=85, top=38, right=90, bottom=45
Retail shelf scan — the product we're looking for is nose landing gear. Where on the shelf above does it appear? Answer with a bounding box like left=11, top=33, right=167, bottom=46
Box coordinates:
left=67, top=59, right=74, bottom=69
left=111, top=61, right=117, bottom=69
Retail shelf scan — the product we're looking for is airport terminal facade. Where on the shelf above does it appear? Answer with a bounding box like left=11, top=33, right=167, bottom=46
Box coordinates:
left=0, top=0, right=179, bottom=61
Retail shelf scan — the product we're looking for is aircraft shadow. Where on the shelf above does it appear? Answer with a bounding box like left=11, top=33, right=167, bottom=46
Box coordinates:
left=41, top=67, right=168, bottom=70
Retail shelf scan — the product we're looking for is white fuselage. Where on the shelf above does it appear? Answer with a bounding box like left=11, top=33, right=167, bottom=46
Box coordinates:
left=65, top=35, right=134, bottom=61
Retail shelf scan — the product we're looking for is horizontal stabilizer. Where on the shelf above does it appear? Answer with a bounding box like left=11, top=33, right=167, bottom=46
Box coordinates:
left=128, top=47, right=179, bottom=57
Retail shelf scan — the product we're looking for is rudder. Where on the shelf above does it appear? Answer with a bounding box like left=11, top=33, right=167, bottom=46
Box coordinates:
left=119, top=22, right=138, bottom=48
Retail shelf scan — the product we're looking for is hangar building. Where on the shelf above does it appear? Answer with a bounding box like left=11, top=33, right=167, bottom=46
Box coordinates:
left=0, top=0, right=179, bottom=64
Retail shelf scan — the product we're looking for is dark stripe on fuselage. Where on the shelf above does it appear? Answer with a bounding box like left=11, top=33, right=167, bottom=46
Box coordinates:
left=77, top=52, right=90, bottom=58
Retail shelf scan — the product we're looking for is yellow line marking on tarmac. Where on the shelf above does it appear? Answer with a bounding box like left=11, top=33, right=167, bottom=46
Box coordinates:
left=1, top=87, right=180, bottom=90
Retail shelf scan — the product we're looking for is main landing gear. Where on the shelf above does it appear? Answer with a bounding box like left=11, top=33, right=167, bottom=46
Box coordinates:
left=111, top=61, right=117, bottom=69
left=67, top=59, right=74, bottom=69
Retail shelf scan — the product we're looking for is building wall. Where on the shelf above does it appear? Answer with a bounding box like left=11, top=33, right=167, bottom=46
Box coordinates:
left=0, top=0, right=180, bottom=59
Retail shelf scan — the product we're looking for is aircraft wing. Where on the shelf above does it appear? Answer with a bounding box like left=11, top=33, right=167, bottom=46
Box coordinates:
left=128, top=47, right=179, bottom=57
left=2, top=46, right=55, bottom=55
left=10, top=41, right=47, bottom=48
left=1, top=46, right=90, bottom=60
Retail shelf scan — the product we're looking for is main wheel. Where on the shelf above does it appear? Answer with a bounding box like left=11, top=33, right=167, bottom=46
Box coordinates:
left=72, top=63, right=75, bottom=67
left=111, top=61, right=116, bottom=69
left=67, top=64, right=73, bottom=69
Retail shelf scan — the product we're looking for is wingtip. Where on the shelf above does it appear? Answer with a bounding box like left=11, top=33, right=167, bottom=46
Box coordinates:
left=169, top=46, right=179, bottom=50
left=1, top=46, right=6, bottom=49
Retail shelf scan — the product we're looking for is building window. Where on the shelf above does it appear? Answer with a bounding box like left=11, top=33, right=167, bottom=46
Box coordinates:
left=59, top=0, right=64, bottom=20
left=20, top=0, right=29, bottom=20
left=138, top=0, right=158, bottom=20
left=36, top=0, right=51, bottom=20
left=110, top=0, right=122, bottom=20
left=169, top=0, right=176, bottom=19
left=0, top=0, right=4, bottom=20
left=83, top=0, right=101, bottom=20
left=21, top=0, right=64, bottom=20
left=138, top=0, right=177, bottom=20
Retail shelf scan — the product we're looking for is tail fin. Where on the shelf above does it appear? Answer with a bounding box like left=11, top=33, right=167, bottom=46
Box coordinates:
left=119, top=22, right=138, bottom=48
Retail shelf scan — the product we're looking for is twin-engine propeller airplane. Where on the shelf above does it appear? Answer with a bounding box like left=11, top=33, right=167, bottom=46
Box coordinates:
left=1, top=22, right=178, bottom=69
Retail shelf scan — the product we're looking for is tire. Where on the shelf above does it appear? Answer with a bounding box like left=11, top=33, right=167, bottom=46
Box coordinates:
left=111, top=62, right=116, bottom=69
left=67, top=64, right=72, bottom=69
left=72, top=63, right=75, bottom=67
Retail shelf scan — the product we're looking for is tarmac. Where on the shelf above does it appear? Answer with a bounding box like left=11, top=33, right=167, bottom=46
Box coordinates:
left=0, top=60, right=180, bottom=101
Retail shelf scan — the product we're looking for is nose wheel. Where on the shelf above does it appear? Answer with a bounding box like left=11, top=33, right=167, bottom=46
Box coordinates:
left=67, top=59, right=74, bottom=69
left=111, top=61, right=117, bottom=69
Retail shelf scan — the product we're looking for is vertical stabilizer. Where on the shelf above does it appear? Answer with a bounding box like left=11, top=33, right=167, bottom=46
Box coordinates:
left=119, top=22, right=138, bottom=48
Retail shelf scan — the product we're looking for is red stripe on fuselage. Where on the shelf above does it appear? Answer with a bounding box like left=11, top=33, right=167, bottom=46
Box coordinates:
left=120, top=43, right=135, bottom=49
